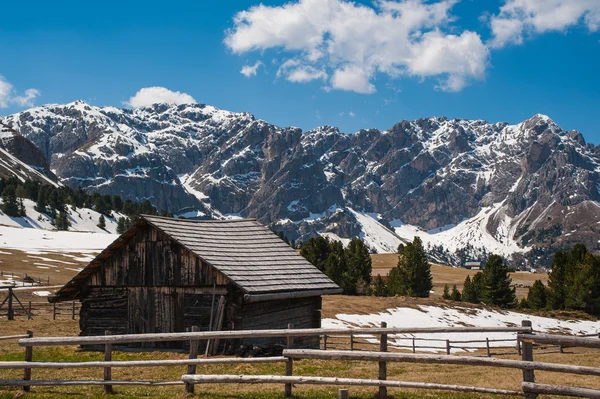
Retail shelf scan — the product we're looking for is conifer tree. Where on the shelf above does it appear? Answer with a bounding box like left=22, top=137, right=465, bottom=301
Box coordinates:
left=300, top=236, right=331, bottom=272
left=374, top=275, right=387, bottom=297
left=387, top=237, right=432, bottom=297
left=527, top=280, right=547, bottom=310
left=18, top=198, right=26, bottom=217
left=346, top=238, right=372, bottom=292
left=55, top=210, right=70, bottom=231
left=116, top=217, right=127, bottom=234
left=1, top=186, right=20, bottom=217
left=442, top=284, right=451, bottom=300
left=324, top=241, right=347, bottom=289
left=97, top=214, right=106, bottom=230
left=547, top=251, right=568, bottom=309
left=451, top=285, right=462, bottom=301
left=481, top=254, right=516, bottom=308
left=461, top=275, right=478, bottom=303
left=35, top=187, right=47, bottom=213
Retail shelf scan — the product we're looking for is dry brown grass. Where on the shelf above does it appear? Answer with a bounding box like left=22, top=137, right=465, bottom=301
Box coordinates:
left=371, top=254, right=548, bottom=299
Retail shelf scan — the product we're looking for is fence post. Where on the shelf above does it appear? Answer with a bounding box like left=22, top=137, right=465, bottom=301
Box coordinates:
left=517, top=337, right=522, bottom=355
left=412, top=337, right=416, bottom=353
left=350, top=334, right=354, bottom=351
left=486, top=338, right=491, bottom=357
left=8, top=287, right=14, bottom=320
left=52, top=302, right=56, bottom=320
left=323, top=335, right=328, bottom=350
left=446, top=339, right=451, bottom=355
left=338, top=388, right=349, bottom=399
left=72, top=302, right=76, bottom=320
left=186, top=325, right=200, bottom=394
left=104, top=330, right=113, bottom=394
left=521, top=320, right=537, bottom=399
left=285, top=323, right=294, bottom=398
left=23, top=330, right=32, bottom=392
left=27, top=301, right=32, bottom=320
left=379, top=321, right=388, bottom=399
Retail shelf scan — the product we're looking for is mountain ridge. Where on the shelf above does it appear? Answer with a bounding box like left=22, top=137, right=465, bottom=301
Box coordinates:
left=2, top=101, right=599, bottom=267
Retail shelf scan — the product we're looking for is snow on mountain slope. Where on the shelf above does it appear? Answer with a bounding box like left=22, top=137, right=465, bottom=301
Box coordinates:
left=0, top=198, right=120, bottom=253
left=323, top=304, right=599, bottom=353
left=347, top=209, right=404, bottom=253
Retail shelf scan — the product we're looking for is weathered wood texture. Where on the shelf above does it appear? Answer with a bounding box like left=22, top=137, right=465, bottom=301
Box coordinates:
left=181, top=374, right=524, bottom=396
left=89, top=225, right=229, bottom=287
left=522, top=382, right=600, bottom=399
left=19, top=326, right=531, bottom=347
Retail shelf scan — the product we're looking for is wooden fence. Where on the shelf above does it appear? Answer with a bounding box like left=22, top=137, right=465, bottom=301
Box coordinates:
left=0, top=299, right=79, bottom=320
left=0, top=322, right=599, bottom=398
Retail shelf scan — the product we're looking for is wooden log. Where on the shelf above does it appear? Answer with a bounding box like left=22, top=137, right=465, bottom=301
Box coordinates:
left=446, top=340, right=451, bottom=355
left=521, top=321, right=536, bottom=399
left=486, top=338, right=491, bottom=357
left=0, top=379, right=184, bottom=386
left=522, top=382, right=600, bottom=399
left=350, top=334, right=354, bottom=351
left=323, top=335, right=328, bottom=350
left=186, top=326, right=200, bottom=394
left=412, top=337, right=416, bottom=353
left=181, top=374, right=523, bottom=396
left=379, top=321, right=387, bottom=399
left=0, top=334, right=30, bottom=341
left=0, top=357, right=287, bottom=369
left=338, top=388, right=349, bottom=399
left=521, top=333, right=600, bottom=349
left=104, top=331, right=112, bottom=394
left=18, top=326, right=532, bottom=347
left=8, top=287, right=14, bottom=320
left=244, top=288, right=343, bottom=303
left=285, top=323, right=294, bottom=398
left=282, top=349, right=600, bottom=376
left=23, top=331, right=32, bottom=393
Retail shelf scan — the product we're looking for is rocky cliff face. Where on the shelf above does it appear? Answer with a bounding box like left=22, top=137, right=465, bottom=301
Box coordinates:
left=3, top=102, right=599, bottom=264
left=0, top=122, right=58, bottom=184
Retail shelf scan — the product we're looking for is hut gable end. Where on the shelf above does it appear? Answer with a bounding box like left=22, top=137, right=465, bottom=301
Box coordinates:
left=86, top=224, right=229, bottom=288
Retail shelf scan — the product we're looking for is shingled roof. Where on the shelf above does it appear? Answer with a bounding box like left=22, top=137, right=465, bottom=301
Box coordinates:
left=51, top=215, right=340, bottom=301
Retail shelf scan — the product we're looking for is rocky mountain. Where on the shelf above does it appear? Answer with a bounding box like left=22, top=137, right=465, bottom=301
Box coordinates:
left=0, top=122, right=58, bottom=185
left=2, top=101, right=599, bottom=266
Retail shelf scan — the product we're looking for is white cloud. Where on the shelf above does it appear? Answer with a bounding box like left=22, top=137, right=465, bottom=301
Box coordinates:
left=0, top=76, right=41, bottom=108
left=240, top=61, right=263, bottom=77
left=349, top=111, right=356, bottom=117
left=277, top=59, right=327, bottom=83
left=224, top=0, right=489, bottom=94
left=489, top=0, right=600, bottom=48
left=125, top=87, right=196, bottom=108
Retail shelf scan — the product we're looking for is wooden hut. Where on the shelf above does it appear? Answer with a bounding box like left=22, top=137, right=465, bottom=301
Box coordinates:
left=50, top=215, right=341, bottom=351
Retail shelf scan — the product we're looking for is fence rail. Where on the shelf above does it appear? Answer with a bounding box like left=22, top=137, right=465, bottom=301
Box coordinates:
left=1, top=322, right=599, bottom=398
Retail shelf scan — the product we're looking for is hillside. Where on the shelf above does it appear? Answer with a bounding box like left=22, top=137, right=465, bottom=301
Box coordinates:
left=3, top=101, right=600, bottom=266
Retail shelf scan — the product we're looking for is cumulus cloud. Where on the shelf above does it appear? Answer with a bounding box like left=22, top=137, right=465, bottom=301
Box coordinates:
left=240, top=61, right=263, bottom=77
left=0, top=76, right=40, bottom=108
left=489, top=0, right=600, bottom=48
left=125, top=87, right=196, bottom=108
left=224, top=0, right=489, bottom=93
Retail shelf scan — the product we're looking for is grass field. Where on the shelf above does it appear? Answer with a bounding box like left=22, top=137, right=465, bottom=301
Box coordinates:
left=371, top=253, right=548, bottom=299
left=1, top=295, right=599, bottom=399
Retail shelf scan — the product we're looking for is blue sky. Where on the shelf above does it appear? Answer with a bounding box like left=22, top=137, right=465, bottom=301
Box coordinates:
left=0, top=0, right=599, bottom=142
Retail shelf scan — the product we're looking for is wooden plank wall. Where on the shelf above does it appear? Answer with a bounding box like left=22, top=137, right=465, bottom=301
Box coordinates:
left=237, top=296, right=322, bottom=349
left=88, top=225, right=229, bottom=287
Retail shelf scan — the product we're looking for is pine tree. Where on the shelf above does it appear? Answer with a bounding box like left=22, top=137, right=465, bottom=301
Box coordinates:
left=442, top=284, right=451, bottom=300
left=1, top=186, right=20, bottom=217
left=346, top=238, right=372, bottom=293
left=386, top=266, right=408, bottom=296
left=461, top=275, right=478, bottom=303
left=451, top=285, right=462, bottom=301
left=18, top=198, right=26, bottom=217
left=116, top=217, right=127, bottom=234
left=97, top=214, right=106, bottom=230
left=374, top=275, right=387, bottom=297
left=547, top=251, right=568, bottom=309
left=324, top=241, right=347, bottom=290
left=527, top=280, right=547, bottom=310
left=481, top=254, right=516, bottom=308
left=55, top=210, right=70, bottom=231
left=300, top=236, right=331, bottom=272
